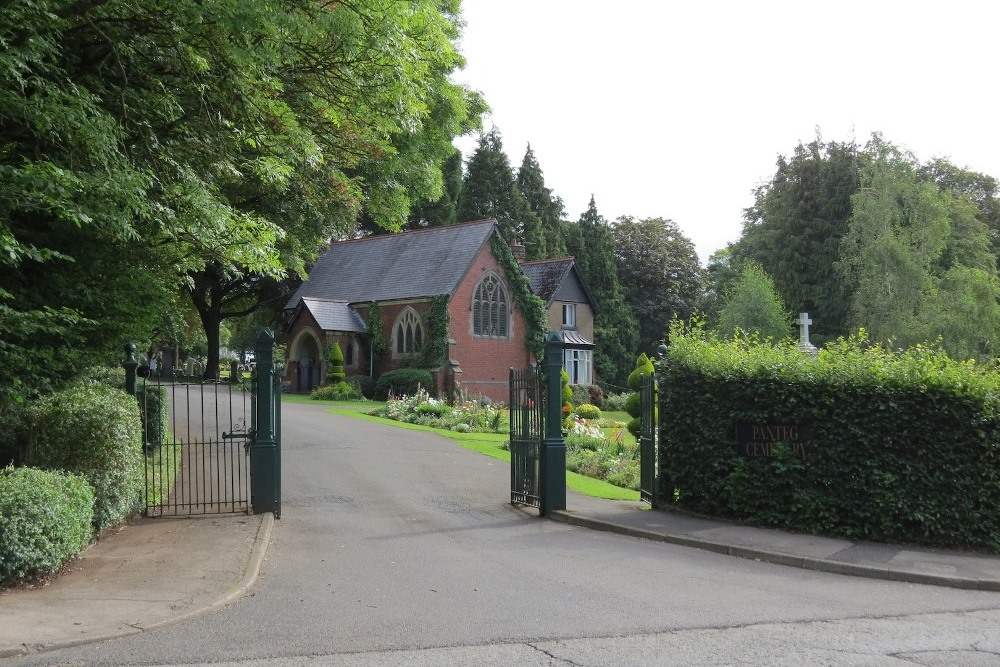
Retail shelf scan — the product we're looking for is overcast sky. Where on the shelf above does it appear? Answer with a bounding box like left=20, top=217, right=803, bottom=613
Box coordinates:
left=451, top=0, right=1000, bottom=264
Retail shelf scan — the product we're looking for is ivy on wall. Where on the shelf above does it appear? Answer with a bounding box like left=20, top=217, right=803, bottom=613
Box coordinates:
left=420, top=294, right=451, bottom=367
left=366, top=301, right=387, bottom=366
left=490, top=232, right=547, bottom=358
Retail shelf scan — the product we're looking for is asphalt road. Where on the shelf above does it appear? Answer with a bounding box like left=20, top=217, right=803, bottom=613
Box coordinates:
left=9, top=401, right=1000, bottom=666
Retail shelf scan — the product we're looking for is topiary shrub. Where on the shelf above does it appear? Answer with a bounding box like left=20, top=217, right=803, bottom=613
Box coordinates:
left=625, top=353, right=654, bottom=436
left=327, top=342, right=346, bottom=384
left=575, top=403, right=602, bottom=420
left=0, top=466, right=95, bottom=584
left=374, top=368, right=435, bottom=400
left=27, top=381, right=144, bottom=532
left=561, top=369, right=573, bottom=416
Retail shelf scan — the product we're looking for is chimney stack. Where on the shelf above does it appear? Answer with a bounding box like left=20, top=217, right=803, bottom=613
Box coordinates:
left=510, top=237, right=526, bottom=263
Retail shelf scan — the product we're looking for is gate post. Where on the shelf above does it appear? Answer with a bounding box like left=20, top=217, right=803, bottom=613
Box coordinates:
left=541, top=331, right=566, bottom=514
left=122, top=343, right=138, bottom=398
left=252, top=328, right=280, bottom=515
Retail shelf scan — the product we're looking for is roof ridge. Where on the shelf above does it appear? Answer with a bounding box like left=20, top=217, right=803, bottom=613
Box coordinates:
left=519, top=256, right=576, bottom=265
left=324, top=219, right=496, bottom=248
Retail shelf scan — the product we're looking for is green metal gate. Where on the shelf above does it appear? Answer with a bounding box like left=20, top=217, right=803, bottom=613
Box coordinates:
left=638, top=372, right=659, bottom=506
left=124, top=328, right=281, bottom=518
left=509, top=365, right=543, bottom=507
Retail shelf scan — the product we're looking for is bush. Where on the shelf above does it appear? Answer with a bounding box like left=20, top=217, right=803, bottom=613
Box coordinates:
left=137, top=384, right=169, bottom=448
left=569, top=385, right=591, bottom=409
left=350, top=375, right=376, bottom=399
left=27, top=381, right=144, bottom=532
left=0, top=402, right=28, bottom=467
left=575, top=403, right=602, bottom=420
left=587, top=384, right=604, bottom=408
left=602, top=391, right=630, bottom=412
left=311, top=381, right=362, bottom=401
left=0, top=466, right=95, bottom=583
left=561, top=369, right=573, bottom=413
left=374, top=368, right=435, bottom=400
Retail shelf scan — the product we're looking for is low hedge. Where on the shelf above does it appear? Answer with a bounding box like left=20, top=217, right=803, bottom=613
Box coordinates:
left=27, top=381, right=144, bottom=532
left=0, top=466, right=95, bottom=584
left=374, top=368, right=435, bottom=400
left=659, top=323, right=1000, bottom=552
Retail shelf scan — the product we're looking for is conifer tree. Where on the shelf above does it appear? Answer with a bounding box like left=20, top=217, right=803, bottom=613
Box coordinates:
left=456, top=128, right=536, bottom=243
left=715, top=261, right=791, bottom=341
left=564, top=196, right=639, bottom=388
left=516, top=144, right=566, bottom=259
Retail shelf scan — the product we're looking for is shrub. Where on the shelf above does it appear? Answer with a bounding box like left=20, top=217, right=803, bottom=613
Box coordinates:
left=561, top=369, right=573, bottom=413
left=350, top=375, right=376, bottom=399
left=137, top=383, right=169, bottom=448
left=569, top=385, right=591, bottom=409
left=374, top=368, right=435, bottom=400
left=0, top=466, right=95, bottom=583
left=602, top=391, right=630, bottom=412
left=575, top=403, right=602, bottom=420
left=27, top=381, right=144, bottom=532
left=327, top=343, right=345, bottom=384
left=625, top=392, right=641, bottom=418
left=88, top=365, right=126, bottom=389
left=311, top=381, right=362, bottom=401
left=587, top=384, right=604, bottom=408
left=0, top=402, right=27, bottom=467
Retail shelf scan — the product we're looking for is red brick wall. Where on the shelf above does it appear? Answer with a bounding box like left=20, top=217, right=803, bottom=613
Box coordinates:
left=447, top=243, right=533, bottom=403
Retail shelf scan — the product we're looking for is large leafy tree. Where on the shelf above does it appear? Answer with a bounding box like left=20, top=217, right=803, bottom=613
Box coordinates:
left=457, top=128, right=537, bottom=245
left=612, top=216, right=702, bottom=354
left=407, top=149, right=465, bottom=229
left=732, top=138, right=860, bottom=344
left=516, top=144, right=566, bottom=260
left=840, top=135, right=1000, bottom=359
left=563, top=197, right=638, bottom=389
left=1, top=0, right=482, bottom=386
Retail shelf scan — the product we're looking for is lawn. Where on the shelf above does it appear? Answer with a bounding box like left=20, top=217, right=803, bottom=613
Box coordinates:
left=282, top=394, right=640, bottom=501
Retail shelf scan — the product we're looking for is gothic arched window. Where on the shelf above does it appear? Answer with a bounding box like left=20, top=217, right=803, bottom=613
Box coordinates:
left=472, top=273, right=510, bottom=339
left=393, top=309, right=423, bottom=355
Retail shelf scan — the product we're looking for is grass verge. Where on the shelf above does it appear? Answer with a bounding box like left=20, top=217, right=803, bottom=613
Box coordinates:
left=144, top=435, right=182, bottom=508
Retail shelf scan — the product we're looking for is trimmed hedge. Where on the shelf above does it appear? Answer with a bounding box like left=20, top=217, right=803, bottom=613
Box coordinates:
left=374, top=368, right=435, bottom=400
left=0, top=466, right=95, bottom=583
left=311, top=380, right=362, bottom=401
left=660, top=323, right=1000, bottom=552
left=27, top=381, right=144, bottom=532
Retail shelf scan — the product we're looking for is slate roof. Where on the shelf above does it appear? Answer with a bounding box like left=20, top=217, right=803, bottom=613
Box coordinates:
left=298, top=298, right=367, bottom=333
left=285, top=220, right=496, bottom=310
left=520, top=258, right=577, bottom=305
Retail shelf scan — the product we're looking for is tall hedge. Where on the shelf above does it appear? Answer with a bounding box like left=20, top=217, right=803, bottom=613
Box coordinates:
left=27, top=381, right=144, bottom=531
left=0, top=466, right=95, bottom=583
left=660, top=322, right=1000, bottom=552
left=374, top=368, right=435, bottom=400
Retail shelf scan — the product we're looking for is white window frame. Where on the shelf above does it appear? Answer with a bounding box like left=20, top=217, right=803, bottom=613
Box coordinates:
left=562, top=303, right=577, bottom=328
left=563, top=348, right=592, bottom=386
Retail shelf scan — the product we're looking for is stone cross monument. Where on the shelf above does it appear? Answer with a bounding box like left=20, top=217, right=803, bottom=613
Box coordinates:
left=796, top=312, right=818, bottom=356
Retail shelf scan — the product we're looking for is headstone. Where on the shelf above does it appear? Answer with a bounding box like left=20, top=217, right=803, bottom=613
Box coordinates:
left=796, top=312, right=818, bottom=356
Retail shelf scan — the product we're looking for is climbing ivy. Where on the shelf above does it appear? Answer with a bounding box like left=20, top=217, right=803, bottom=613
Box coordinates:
left=490, top=232, right=548, bottom=358
left=420, top=294, right=451, bottom=367
left=366, top=301, right=387, bottom=365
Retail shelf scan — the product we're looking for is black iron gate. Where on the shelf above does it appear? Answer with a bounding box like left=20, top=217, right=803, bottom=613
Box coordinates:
left=135, top=373, right=253, bottom=516
left=638, top=372, right=659, bottom=506
left=509, top=364, right=543, bottom=508
left=124, top=328, right=282, bottom=518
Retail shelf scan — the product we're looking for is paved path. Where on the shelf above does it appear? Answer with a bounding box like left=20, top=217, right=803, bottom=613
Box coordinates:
left=2, top=400, right=999, bottom=665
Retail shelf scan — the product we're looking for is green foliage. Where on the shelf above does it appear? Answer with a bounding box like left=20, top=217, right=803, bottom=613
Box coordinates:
left=733, top=137, right=859, bottom=344
left=366, top=302, right=388, bottom=362
left=563, top=196, right=639, bottom=388
left=575, top=404, right=602, bottom=420
left=26, top=382, right=143, bottom=531
left=370, top=387, right=507, bottom=433
left=419, top=294, right=451, bottom=367
left=516, top=144, right=566, bottom=259
left=569, top=384, right=604, bottom=409
left=625, top=392, right=642, bottom=419
left=137, top=384, right=169, bottom=449
left=457, top=128, right=536, bottom=245
left=561, top=369, right=573, bottom=412
left=374, top=368, right=436, bottom=401
left=311, top=381, right=361, bottom=401
left=349, top=375, right=376, bottom=400
left=660, top=320, right=1000, bottom=551
left=716, top=261, right=791, bottom=341
left=489, top=232, right=548, bottom=357
left=602, top=392, right=631, bottom=412
left=327, top=343, right=346, bottom=384
left=627, top=353, right=655, bottom=390
left=613, top=216, right=702, bottom=354
left=0, top=466, right=95, bottom=584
